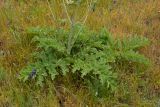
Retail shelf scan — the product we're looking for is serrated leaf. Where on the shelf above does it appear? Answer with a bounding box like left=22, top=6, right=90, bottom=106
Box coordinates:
left=56, top=59, right=68, bottom=75
left=121, top=50, right=150, bottom=65
left=122, top=36, right=150, bottom=50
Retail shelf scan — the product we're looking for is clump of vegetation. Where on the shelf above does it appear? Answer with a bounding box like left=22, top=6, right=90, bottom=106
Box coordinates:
left=0, top=66, right=6, bottom=81
left=19, top=24, right=150, bottom=98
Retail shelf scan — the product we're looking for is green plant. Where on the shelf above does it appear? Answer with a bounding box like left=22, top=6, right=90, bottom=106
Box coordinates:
left=19, top=25, right=150, bottom=98
left=0, top=66, right=6, bottom=81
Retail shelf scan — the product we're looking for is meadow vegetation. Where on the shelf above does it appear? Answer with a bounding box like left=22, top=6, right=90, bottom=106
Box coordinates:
left=0, top=0, right=160, bottom=107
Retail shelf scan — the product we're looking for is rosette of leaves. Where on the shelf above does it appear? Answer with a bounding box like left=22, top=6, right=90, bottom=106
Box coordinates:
left=19, top=25, right=150, bottom=97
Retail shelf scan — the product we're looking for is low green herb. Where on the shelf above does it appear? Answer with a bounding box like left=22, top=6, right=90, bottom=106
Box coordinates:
left=19, top=25, right=150, bottom=97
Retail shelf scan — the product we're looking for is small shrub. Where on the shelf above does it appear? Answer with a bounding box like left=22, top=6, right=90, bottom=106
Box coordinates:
left=19, top=24, right=150, bottom=98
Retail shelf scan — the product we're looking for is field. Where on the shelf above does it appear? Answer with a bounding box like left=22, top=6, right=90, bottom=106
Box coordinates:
left=0, top=0, right=160, bottom=107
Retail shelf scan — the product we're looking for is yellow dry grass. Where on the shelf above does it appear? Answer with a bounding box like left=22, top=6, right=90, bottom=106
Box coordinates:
left=0, top=0, right=160, bottom=107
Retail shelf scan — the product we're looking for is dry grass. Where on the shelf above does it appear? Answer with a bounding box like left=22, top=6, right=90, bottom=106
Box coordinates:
left=0, top=0, right=160, bottom=107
